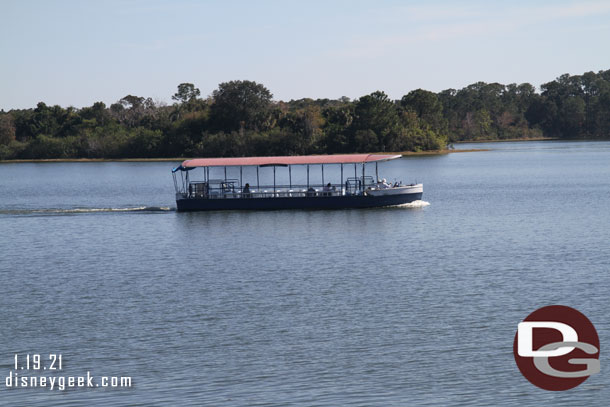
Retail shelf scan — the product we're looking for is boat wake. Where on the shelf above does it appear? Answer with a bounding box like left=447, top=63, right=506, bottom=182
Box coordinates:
left=0, top=206, right=174, bottom=216
left=386, top=200, right=430, bottom=208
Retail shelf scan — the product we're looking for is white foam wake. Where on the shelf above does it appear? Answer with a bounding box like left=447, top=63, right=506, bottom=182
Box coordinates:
left=387, top=200, right=430, bottom=208
left=38, top=206, right=173, bottom=213
left=38, top=206, right=171, bottom=213
left=1, top=206, right=174, bottom=215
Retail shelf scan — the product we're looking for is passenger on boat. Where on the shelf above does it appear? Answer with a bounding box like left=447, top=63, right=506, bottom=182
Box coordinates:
left=377, top=179, right=391, bottom=189
left=322, top=183, right=333, bottom=196
left=242, top=183, right=251, bottom=198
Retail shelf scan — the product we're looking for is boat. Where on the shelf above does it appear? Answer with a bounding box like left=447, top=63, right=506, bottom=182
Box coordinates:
left=172, top=154, right=423, bottom=211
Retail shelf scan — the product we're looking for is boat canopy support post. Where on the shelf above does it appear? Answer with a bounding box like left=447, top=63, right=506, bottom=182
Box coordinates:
left=362, top=163, right=366, bottom=189
left=322, top=164, right=324, bottom=185
left=289, top=165, right=292, bottom=189
left=240, top=166, right=243, bottom=189
left=273, top=166, right=276, bottom=196
left=375, top=162, right=378, bottom=181
left=256, top=166, right=260, bottom=190
left=341, top=164, right=343, bottom=194
left=307, top=165, right=310, bottom=189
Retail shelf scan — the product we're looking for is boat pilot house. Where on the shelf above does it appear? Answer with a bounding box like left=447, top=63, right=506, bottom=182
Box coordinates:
left=172, top=154, right=422, bottom=211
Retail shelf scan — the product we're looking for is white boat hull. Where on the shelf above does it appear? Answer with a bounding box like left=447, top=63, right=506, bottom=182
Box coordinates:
left=366, top=184, right=423, bottom=196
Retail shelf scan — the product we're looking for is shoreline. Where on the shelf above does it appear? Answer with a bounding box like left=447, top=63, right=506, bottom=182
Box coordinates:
left=400, top=148, right=491, bottom=156
left=453, top=137, right=557, bottom=143
left=0, top=157, right=186, bottom=164
left=11, top=138, right=591, bottom=163
left=399, top=148, right=489, bottom=155
left=1, top=149, right=491, bottom=163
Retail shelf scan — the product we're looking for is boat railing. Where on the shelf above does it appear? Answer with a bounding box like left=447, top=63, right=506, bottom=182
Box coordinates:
left=186, top=183, right=358, bottom=199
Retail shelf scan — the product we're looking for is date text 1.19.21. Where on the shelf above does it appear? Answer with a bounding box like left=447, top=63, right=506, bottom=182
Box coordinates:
left=14, top=354, right=62, bottom=371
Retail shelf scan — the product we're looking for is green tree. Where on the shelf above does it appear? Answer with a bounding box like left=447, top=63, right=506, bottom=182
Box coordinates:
left=29, top=102, right=62, bottom=137
left=172, top=83, right=201, bottom=104
left=110, top=95, right=160, bottom=128
left=127, top=128, right=164, bottom=157
left=79, top=102, right=110, bottom=127
left=119, top=95, right=145, bottom=110
left=462, top=109, right=493, bottom=140
left=400, top=89, right=447, bottom=134
left=209, top=80, right=273, bottom=132
left=351, top=91, right=401, bottom=151
left=279, top=106, right=323, bottom=154
left=321, top=105, right=354, bottom=153
left=0, top=113, right=16, bottom=145
left=560, top=96, right=586, bottom=138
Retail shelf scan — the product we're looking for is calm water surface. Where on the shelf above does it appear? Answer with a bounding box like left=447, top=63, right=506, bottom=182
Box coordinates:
left=1, top=141, right=609, bottom=406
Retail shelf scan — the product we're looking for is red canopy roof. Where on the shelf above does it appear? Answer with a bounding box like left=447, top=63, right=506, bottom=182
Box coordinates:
left=181, top=154, right=401, bottom=168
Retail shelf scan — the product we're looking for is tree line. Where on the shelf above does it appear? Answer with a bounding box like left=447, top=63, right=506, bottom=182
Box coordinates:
left=1, top=69, right=609, bottom=160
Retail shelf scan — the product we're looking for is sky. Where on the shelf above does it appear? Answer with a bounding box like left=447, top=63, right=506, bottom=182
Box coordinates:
left=2, top=0, right=610, bottom=110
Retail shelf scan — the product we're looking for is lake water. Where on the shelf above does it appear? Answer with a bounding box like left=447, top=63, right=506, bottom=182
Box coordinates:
left=1, top=141, right=609, bottom=406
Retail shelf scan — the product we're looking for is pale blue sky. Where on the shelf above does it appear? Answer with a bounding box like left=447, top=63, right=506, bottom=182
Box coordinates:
left=2, top=0, right=610, bottom=110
